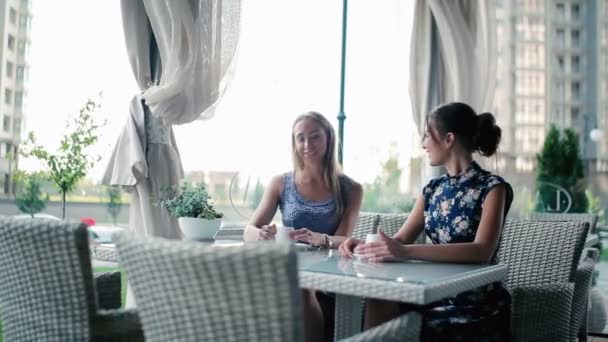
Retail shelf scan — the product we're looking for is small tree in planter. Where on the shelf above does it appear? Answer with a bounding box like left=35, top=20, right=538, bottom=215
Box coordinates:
left=535, top=125, right=588, bottom=213
left=157, top=182, right=223, bottom=240
left=20, top=97, right=105, bottom=219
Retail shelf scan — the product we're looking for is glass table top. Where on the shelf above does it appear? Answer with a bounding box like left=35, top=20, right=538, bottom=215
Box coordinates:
left=297, top=249, right=503, bottom=285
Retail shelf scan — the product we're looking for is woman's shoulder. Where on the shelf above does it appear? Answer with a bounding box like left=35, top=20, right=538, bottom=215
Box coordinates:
left=477, top=170, right=511, bottom=189
left=268, top=173, right=290, bottom=193
left=339, top=173, right=362, bottom=191
left=423, top=174, right=447, bottom=193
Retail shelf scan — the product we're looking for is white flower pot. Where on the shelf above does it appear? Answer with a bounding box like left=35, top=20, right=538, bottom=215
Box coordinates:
left=178, top=217, right=222, bottom=241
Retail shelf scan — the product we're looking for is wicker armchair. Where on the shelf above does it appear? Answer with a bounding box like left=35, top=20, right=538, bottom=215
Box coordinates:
left=528, top=212, right=600, bottom=339
left=115, top=233, right=422, bottom=342
left=353, top=212, right=425, bottom=244
left=0, top=217, right=143, bottom=342
left=496, top=219, right=589, bottom=341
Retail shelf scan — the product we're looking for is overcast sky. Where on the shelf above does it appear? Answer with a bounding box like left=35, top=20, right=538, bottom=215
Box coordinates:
left=22, top=1, right=417, bottom=187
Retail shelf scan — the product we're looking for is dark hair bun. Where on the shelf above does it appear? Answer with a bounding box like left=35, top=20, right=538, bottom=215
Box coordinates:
left=476, top=113, right=501, bottom=156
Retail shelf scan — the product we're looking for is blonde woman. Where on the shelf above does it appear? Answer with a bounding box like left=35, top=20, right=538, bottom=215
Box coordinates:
left=245, top=111, right=363, bottom=342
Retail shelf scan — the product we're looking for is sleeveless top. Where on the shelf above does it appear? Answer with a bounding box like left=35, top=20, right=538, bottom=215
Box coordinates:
left=422, top=161, right=513, bottom=256
left=418, top=161, right=514, bottom=341
left=279, top=172, right=352, bottom=235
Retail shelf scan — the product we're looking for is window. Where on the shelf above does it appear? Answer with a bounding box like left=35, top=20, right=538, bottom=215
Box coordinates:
left=15, top=65, right=24, bottom=85
left=9, top=8, right=16, bottom=25
left=556, top=3, right=565, bottom=16
left=517, top=0, right=542, bottom=12
left=556, top=29, right=565, bottom=45
left=571, top=55, right=580, bottom=72
left=13, top=118, right=21, bottom=135
left=19, top=0, right=29, bottom=11
left=5, top=61, right=13, bottom=78
left=572, top=4, right=580, bottom=20
left=515, top=17, right=545, bottom=41
left=7, top=35, right=15, bottom=51
left=557, top=55, right=564, bottom=70
left=571, top=107, right=580, bottom=123
left=3, top=115, right=10, bottom=132
left=571, top=81, right=580, bottom=99
left=17, top=41, right=28, bottom=58
left=14, top=91, right=22, bottom=112
left=18, top=15, right=29, bottom=31
left=571, top=30, right=580, bottom=46
left=4, top=88, right=11, bottom=105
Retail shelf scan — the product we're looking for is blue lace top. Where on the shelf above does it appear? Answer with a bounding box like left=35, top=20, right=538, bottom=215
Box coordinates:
left=423, top=161, right=513, bottom=256
left=279, top=172, right=351, bottom=235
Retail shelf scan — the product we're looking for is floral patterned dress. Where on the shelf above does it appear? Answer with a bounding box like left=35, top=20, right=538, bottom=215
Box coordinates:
left=419, top=161, right=513, bottom=341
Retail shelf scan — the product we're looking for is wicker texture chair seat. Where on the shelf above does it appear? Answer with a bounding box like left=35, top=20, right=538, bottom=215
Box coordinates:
left=528, top=212, right=600, bottom=339
left=497, top=219, right=589, bottom=341
left=115, top=233, right=422, bottom=341
left=0, top=217, right=143, bottom=342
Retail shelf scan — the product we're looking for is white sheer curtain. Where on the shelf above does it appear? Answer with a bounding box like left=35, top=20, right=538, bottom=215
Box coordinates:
left=102, top=0, right=240, bottom=239
left=409, top=0, right=496, bottom=135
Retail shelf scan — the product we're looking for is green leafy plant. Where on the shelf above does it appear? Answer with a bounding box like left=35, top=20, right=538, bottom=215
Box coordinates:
left=20, top=97, right=105, bottom=219
left=157, top=182, right=223, bottom=220
left=535, top=125, right=588, bottom=213
left=14, top=171, right=49, bottom=217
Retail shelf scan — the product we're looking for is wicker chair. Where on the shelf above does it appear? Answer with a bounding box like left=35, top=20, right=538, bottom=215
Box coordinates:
left=496, top=219, right=589, bottom=341
left=528, top=212, right=600, bottom=339
left=115, top=233, right=422, bottom=342
left=353, top=212, right=425, bottom=244
left=529, top=212, right=598, bottom=234
left=0, top=217, right=143, bottom=342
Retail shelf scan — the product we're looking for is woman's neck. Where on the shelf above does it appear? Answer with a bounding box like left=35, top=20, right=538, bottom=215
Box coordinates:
left=444, top=154, right=474, bottom=177
left=298, top=163, right=324, bottom=183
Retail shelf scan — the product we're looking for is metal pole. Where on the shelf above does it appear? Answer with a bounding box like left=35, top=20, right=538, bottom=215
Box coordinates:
left=337, top=0, right=348, bottom=166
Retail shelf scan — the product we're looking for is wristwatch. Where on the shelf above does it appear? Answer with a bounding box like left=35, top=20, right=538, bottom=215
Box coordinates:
left=324, top=234, right=334, bottom=249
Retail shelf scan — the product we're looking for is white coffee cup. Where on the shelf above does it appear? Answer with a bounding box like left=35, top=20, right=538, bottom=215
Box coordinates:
left=276, top=226, right=294, bottom=243
left=365, top=233, right=380, bottom=244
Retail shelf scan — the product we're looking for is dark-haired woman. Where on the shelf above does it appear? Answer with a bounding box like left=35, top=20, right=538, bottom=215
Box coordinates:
left=339, top=102, right=513, bottom=341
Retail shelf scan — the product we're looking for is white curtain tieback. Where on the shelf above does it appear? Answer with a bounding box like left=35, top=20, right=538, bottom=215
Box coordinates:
left=145, top=111, right=170, bottom=145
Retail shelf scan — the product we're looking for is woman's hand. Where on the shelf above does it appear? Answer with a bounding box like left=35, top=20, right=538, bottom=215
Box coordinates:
left=339, top=237, right=363, bottom=258
left=353, top=230, right=408, bottom=262
left=290, top=228, right=325, bottom=246
left=259, top=223, right=277, bottom=240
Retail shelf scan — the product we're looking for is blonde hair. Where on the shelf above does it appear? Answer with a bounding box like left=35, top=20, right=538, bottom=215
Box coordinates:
left=291, top=111, right=345, bottom=217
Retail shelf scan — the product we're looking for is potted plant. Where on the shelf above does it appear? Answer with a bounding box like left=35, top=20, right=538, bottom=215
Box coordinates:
left=157, top=182, right=223, bottom=241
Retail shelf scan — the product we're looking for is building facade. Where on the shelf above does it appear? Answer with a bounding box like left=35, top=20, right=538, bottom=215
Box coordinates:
left=0, top=0, right=31, bottom=195
left=493, top=0, right=608, bottom=175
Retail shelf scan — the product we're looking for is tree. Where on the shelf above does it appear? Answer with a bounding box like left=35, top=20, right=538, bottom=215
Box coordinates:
left=361, top=145, right=415, bottom=214
left=250, top=179, right=265, bottom=210
left=14, top=171, right=49, bottom=217
left=535, top=125, right=587, bottom=213
left=21, top=97, right=105, bottom=219
left=106, top=186, right=123, bottom=226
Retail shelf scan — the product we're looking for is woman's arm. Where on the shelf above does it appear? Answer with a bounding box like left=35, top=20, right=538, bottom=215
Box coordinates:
left=330, top=181, right=363, bottom=247
left=243, top=175, right=283, bottom=241
left=291, top=181, right=364, bottom=248
left=356, top=185, right=508, bottom=264
left=392, top=194, right=426, bottom=244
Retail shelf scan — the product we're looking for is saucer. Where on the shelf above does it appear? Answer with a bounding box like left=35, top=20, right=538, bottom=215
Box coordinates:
left=293, top=242, right=317, bottom=251
left=352, top=253, right=368, bottom=261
